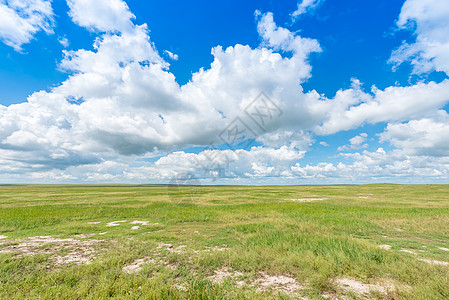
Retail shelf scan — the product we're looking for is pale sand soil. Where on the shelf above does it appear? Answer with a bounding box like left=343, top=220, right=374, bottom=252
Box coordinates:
left=0, top=235, right=106, bottom=265
left=286, top=198, right=327, bottom=202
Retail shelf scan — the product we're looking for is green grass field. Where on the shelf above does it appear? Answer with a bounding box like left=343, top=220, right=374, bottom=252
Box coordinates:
left=0, top=184, right=448, bottom=299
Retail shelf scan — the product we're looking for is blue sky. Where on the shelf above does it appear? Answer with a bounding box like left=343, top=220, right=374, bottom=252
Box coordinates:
left=0, top=0, right=449, bottom=184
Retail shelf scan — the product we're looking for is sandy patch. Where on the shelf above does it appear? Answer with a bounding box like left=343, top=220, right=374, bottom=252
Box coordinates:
left=0, top=235, right=105, bottom=265
left=417, top=258, right=449, bottom=266
left=74, top=233, right=96, bottom=239
left=209, top=268, right=303, bottom=297
left=254, top=272, right=303, bottom=296
left=0, top=235, right=7, bottom=240
left=54, top=249, right=95, bottom=265
left=123, top=258, right=149, bottom=274
left=123, top=257, right=177, bottom=274
left=88, top=221, right=101, bottom=224
left=156, top=243, right=189, bottom=254
left=378, top=244, right=391, bottom=250
left=438, top=247, right=449, bottom=252
left=399, top=249, right=449, bottom=266
left=106, top=220, right=127, bottom=227
left=131, top=226, right=140, bottom=230
left=130, top=221, right=149, bottom=226
left=99, top=232, right=108, bottom=235
left=287, top=198, right=326, bottom=202
left=335, top=278, right=395, bottom=296
left=208, top=268, right=245, bottom=286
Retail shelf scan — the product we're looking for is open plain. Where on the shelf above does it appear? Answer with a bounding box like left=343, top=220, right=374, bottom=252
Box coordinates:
left=0, top=184, right=448, bottom=299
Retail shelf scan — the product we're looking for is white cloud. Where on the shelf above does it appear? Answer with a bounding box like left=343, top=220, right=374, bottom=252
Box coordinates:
left=154, top=145, right=305, bottom=180
left=256, top=11, right=322, bottom=64
left=256, top=130, right=312, bottom=150
left=337, top=133, right=368, bottom=151
left=58, top=36, right=69, bottom=47
left=0, top=0, right=54, bottom=51
left=0, top=8, right=321, bottom=175
left=66, top=0, right=135, bottom=33
left=291, top=0, right=322, bottom=21
left=380, top=110, right=449, bottom=157
left=390, top=0, right=449, bottom=75
left=1, top=0, right=449, bottom=184
left=289, top=148, right=449, bottom=183
left=164, top=50, right=178, bottom=61
left=310, top=79, right=449, bottom=135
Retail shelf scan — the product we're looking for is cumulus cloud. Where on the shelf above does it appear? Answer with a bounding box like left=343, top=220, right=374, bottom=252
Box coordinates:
left=337, top=133, right=368, bottom=151
left=154, top=145, right=305, bottom=179
left=310, top=79, right=449, bottom=135
left=380, top=110, right=449, bottom=157
left=389, top=0, right=449, bottom=75
left=0, top=0, right=54, bottom=51
left=66, top=0, right=135, bottom=33
left=256, top=11, right=322, bottom=66
left=289, top=148, right=449, bottom=183
left=1, top=0, right=449, bottom=184
left=0, top=7, right=322, bottom=174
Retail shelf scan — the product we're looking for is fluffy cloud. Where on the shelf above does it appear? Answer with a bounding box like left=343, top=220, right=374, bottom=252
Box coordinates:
left=0, top=7, right=321, bottom=174
left=390, top=0, right=449, bottom=75
left=290, top=148, right=449, bottom=183
left=0, top=0, right=54, bottom=51
left=66, top=0, right=135, bottom=33
left=7, top=145, right=446, bottom=184
left=154, top=145, right=305, bottom=179
left=256, top=11, right=321, bottom=69
left=380, top=110, right=449, bottom=157
left=337, top=133, right=368, bottom=151
left=310, top=79, right=449, bottom=134
left=1, top=0, right=449, bottom=184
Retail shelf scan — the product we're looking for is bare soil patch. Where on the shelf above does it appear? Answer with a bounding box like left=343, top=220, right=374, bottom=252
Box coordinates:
left=254, top=272, right=304, bottom=296
left=122, top=257, right=178, bottom=274
left=0, top=235, right=105, bottom=266
left=130, top=220, right=150, bottom=226
left=287, top=198, right=327, bottom=202
left=378, top=244, right=391, bottom=250
left=106, top=220, right=127, bottom=227
left=400, top=248, right=449, bottom=266
left=335, top=278, right=395, bottom=296
left=123, top=258, right=148, bottom=274
left=208, top=268, right=245, bottom=286
left=209, top=268, right=303, bottom=297
left=417, top=258, right=449, bottom=266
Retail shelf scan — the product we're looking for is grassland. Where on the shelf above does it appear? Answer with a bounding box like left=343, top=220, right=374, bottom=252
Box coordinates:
left=0, top=184, right=448, bottom=299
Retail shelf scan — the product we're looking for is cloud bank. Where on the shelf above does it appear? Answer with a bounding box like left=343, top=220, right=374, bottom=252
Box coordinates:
left=0, top=0, right=448, bottom=184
